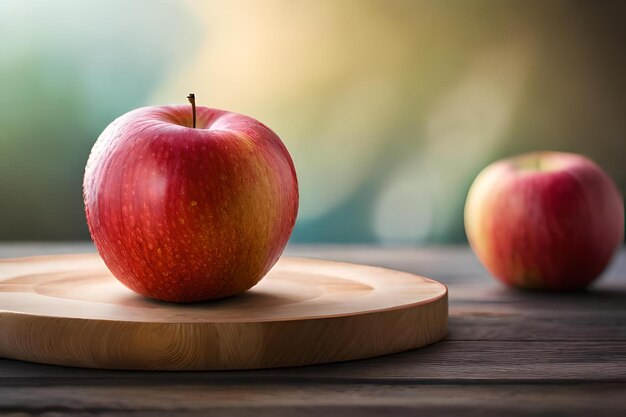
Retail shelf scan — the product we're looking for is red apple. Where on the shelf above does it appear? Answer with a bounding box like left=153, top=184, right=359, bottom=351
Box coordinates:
left=465, top=151, right=623, bottom=291
left=83, top=95, right=298, bottom=302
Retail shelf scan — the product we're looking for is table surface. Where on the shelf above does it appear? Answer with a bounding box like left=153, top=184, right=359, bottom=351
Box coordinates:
left=1, top=243, right=625, bottom=417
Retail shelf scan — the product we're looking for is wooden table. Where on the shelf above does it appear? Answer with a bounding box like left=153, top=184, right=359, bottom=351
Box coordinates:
left=1, top=243, right=625, bottom=416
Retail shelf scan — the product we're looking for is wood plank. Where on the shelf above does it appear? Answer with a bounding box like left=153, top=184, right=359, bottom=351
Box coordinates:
left=292, top=246, right=626, bottom=285
left=282, top=340, right=626, bottom=381
left=449, top=306, right=626, bottom=341
left=1, top=245, right=625, bottom=380
left=0, top=244, right=489, bottom=283
left=449, top=281, right=626, bottom=305
left=1, top=341, right=624, bottom=382
left=447, top=282, right=626, bottom=341
left=0, top=244, right=487, bottom=282
left=287, top=245, right=490, bottom=282
left=1, top=244, right=624, bottom=285
left=0, top=383, right=623, bottom=417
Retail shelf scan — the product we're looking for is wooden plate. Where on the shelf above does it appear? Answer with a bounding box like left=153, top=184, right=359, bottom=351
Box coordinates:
left=0, top=254, right=447, bottom=370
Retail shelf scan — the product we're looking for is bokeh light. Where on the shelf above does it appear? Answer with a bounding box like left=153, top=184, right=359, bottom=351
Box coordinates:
left=1, top=0, right=624, bottom=243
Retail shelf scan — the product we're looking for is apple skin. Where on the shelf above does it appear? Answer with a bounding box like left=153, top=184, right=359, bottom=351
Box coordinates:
left=465, top=152, right=623, bottom=291
left=83, top=105, right=298, bottom=302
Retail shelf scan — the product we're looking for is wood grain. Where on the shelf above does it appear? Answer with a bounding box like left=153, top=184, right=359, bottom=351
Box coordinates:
left=1, top=341, right=624, bottom=383
left=1, top=383, right=623, bottom=417
left=1, top=244, right=625, bottom=417
left=0, top=253, right=447, bottom=370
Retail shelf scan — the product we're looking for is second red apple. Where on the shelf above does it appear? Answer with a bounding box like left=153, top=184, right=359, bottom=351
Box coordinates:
left=465, top=151, right=623, bottom=291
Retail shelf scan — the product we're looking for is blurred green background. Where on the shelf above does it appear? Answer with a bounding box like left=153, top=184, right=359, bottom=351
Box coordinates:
left=1, top=0, right=625, bottom=243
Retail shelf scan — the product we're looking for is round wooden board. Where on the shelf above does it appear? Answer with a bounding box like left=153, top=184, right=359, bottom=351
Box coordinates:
left=0, top=254, right=447, bottom=370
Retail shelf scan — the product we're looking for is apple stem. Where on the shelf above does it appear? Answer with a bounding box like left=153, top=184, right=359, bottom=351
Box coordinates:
left=187, top=93, right=196, bottom=128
